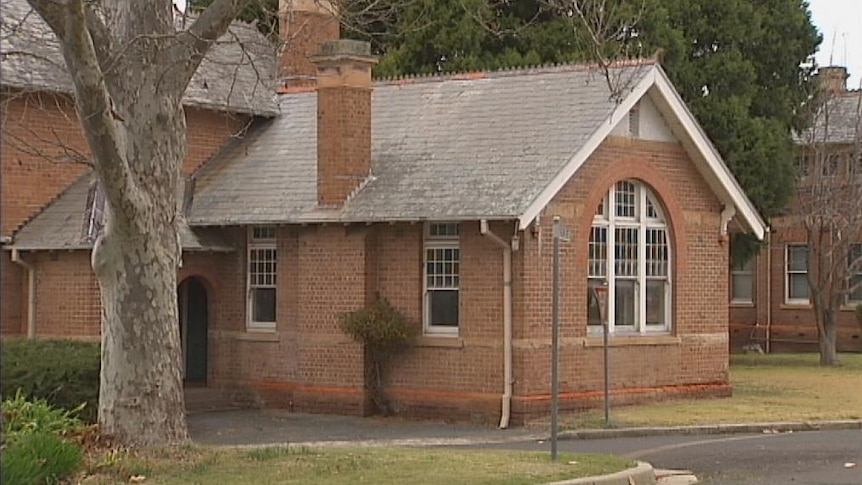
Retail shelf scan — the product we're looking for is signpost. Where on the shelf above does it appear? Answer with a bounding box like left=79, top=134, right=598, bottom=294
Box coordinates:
left=550, top=216, right=570, bottom=461
left=593, top=283, right=611, bottom=426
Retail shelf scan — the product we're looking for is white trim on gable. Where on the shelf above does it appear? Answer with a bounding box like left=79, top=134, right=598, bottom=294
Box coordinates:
left=518, top=67, right=658, bottom=231
left=517, top=64, right=768, bottom=241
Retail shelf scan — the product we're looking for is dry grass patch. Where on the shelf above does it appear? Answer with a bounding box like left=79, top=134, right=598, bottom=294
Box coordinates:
left=563, top=353, right=862, bottom=428
left=81, top=445, right=633, bottom=485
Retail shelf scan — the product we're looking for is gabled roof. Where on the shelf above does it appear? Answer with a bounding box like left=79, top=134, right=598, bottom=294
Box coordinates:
left=189, top=62, right=767, bottom=239
left=0, top=0, right=278, bottom=117
left=9, top=172, right=234, bottom=252
left=794, top=91, right=862, bottom=145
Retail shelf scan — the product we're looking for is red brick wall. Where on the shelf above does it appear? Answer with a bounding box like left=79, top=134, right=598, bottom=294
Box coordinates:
left=30, top=252, right=101, bottom=339
left=205, top=226, right=369, bottom=415
left=184, top=108, right=250, bottom=175
left=1, top=257, right=24, bottom=335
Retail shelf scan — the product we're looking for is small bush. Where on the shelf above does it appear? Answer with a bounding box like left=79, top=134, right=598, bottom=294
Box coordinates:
left=339, top=299, right=415, bottom=354
left=0, top=339, right=100, bottom=423
left=1, top=432, right=83, bottom=485
left=340, top=299, right=415, bottom=415
left=2, top=391, right=85, bottom=445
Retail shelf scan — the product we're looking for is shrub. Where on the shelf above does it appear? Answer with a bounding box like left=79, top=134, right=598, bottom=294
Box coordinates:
left=0, top=339, right=100, bottom=423
left=1, top=432, right=83, bottom=485
left=340, top=299, right=415, bottom=415
left=2, top=391, right=84, bottom=446
left=855, top=303, right=862, bottom=328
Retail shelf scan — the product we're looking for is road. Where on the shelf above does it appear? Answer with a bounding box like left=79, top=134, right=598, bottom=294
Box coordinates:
left=475, top=429, right=862, bottom=484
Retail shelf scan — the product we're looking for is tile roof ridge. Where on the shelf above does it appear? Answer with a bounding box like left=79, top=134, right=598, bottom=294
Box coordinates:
left=372, top=57, right=657, bottom=87
left=9, top=170, right=92, bottom=241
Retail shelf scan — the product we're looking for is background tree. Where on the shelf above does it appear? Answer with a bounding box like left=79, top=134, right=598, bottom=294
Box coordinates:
left=795, top=85, right=862, bottom=365
left=20, top=0, right=258, bottom=447
left=377, top=0, right=820, bottom=224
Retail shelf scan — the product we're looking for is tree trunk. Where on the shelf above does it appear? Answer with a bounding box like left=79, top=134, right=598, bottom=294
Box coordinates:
left=816, top=307, right=840, bottom=366
left=93, top=207, right=188, bottom=446
left=90, top=97, right=189, bottom=447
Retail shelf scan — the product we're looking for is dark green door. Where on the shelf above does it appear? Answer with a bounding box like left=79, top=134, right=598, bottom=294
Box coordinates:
left=179, top=277, right=208, bottom=384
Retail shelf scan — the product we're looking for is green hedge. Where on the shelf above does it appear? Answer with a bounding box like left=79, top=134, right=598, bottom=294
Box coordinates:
left=1, top=339, right=100, bottom=423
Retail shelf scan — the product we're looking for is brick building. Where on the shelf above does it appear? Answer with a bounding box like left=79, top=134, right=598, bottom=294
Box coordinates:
left=729, top=66, right=862, bottom=353
left=3, top=0, right=769, bottom=424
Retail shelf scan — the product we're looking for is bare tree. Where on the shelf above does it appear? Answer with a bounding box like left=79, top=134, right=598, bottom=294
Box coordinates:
left=795, top=80, right=862, bottom=366
left=15, top=0, right=257, bottom=447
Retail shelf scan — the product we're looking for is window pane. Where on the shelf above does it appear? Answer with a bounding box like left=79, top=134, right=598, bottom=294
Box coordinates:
left=588, top=226, right=608, bottom=277
left=429, top=290, right=458, bottom=326
left=789, top=274, right=809, bottom=300
left=646, top=228, right=668, bottom=277
left=615, top=181, right=636, bottom=218
left=646, top=280, right=666, bottom=326
left=587, top=279, right=603, bottom=326
left=731, top=274, right=753, bottom=302
left=788, top=246, right=808, bottom=271
left=849, top=275, right=862, bottom=302
left=614, top=279, right=636, bottom=327
left=429, top=223, right=459, bottom=237
left=614, top=227, right=638, bottom=276
left=252, top=287, right=276, bottom=322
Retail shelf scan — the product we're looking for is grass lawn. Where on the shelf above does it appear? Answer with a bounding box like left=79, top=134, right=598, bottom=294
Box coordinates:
left=564, top=352, right=862, bottom=428
left=82, top=446, right=633, bottom=485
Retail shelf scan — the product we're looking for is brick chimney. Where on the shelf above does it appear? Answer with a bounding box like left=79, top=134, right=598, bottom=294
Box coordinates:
left=312, top=40, right=378, bottom=207
left=817, top=66, right=848, bottom=94
left=278, top=0, right=340, bottom=87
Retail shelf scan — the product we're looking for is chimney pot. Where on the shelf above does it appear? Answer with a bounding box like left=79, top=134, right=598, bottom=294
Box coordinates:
left=817, top=66, right=848, bottom=94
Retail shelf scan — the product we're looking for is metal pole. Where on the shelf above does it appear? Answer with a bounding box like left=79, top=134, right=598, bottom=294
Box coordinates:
left=551, top=217, right=560, bottom=461
left=603, top=318, right=610, bottom=427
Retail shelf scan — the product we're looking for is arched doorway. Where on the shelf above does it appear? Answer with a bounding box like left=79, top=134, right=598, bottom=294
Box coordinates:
left=178, top=277, right=208, bottom=385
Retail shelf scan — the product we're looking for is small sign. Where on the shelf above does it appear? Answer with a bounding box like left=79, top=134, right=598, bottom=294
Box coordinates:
left=552, top=217, right=571, bottom=242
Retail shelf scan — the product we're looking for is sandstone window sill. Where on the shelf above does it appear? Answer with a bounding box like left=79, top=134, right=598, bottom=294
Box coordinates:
left=416, top=335, right=465, bottom=348
left=235, top=331, right=280, bottom=342
left=729, top=301, right=755, bottom=308
left=780, top=303, right=812, bottom=310
left=583, top=334, right=680, bottom=347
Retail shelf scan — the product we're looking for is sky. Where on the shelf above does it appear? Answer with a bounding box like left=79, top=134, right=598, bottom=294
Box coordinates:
left=808, top=0, right=862, bottom=88
left=173, top=0, right=861, bottom=87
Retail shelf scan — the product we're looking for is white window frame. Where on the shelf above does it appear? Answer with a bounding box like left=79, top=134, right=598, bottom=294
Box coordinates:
left=423, top=222, right=460, bottom=336
left=730, top=257, right=755, bottom=304
left=785, top=244, right=810, bottom=305
left=82, top=181, right=107, bottom=242
left=247, top=226, right=277, bottom=332
left=588, top=180, right=672, bottom=334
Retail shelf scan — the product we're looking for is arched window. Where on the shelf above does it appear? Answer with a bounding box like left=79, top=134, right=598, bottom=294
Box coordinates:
left=587, top=180, right=671, bottom=333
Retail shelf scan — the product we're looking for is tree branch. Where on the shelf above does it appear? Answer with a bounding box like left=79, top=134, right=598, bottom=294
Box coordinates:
left=27, top=0, right=141, bottom=220
left=170, top=0, right=251, bottom=91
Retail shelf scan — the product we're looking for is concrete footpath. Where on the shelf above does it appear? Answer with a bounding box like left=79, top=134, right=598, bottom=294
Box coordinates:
left=187, top=409, right=862, bottom=484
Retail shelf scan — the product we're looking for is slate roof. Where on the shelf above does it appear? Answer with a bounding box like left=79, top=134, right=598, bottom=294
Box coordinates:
left=188, top=64, right=653, bottom=225
left=0, top=0, right=278, bottom=116
left=794, top=91, right=862, bottom=145
left=10, top=172, right=234, bottom=251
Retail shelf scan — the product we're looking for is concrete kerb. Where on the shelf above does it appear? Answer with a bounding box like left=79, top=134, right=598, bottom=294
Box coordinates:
left=546, top=461, right=656, bottom=485
left=557, top=419, right=862, bottom=440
